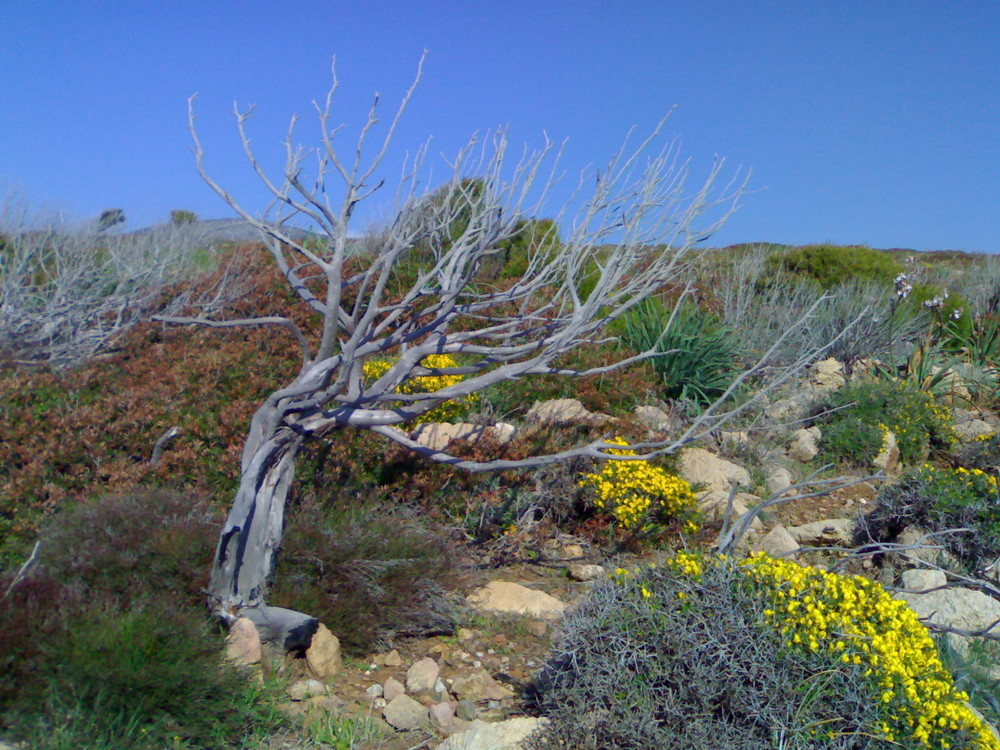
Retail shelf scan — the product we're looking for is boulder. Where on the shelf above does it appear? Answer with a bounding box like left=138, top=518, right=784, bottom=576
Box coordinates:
left=383, top=676, right=405, bottom=702
left=468, top=581, right=566, bottom=621
left=810, top=358, right=846, bottom=390
left=894, top=526, right=961, bottom=571
left=430, top=701, right=458, bottom=732
left=633, top=404, right=674, bottom=432
left=787, top=519, right=853, bottom=547
left=953, top=419, right=995, bottom=442
left=896, top=569, right=1000, bottom=655
left=764, top=465, right=796, bottom=498
left=383, top=694, right=430, bottom=731
left=305, top=623, right=341, bottom=679
left=383, top=648, right=403, bottom=667
left=287, top=678, right=326, bottom=701
left=697, top=491, right=763, bottom=532
left=436, top=717, right=549, bottom=750
left=679, top=447, right=751, bottom=495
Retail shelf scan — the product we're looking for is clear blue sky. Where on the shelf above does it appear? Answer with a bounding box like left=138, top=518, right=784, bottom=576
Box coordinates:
left=3, top=1, right=998, bottom=252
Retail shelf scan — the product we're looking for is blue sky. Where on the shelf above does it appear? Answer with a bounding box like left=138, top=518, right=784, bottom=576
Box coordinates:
left=3, top=1, right=998, bottom=252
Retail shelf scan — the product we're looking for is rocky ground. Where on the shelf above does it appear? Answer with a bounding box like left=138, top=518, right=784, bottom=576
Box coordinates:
left=221, top=358, right=1000, bottom=750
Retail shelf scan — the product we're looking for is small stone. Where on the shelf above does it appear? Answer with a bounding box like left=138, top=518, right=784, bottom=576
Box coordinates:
left=561, top=544, right=585, bottom=559
left=567, top=563, right=606, bottom=581
left=455, top=698, right=479, bottom=721
left=457, top=628, right=477, bottom=642
left=525, top=620, right=548, bottom=637
left=450, top=669, right=515, bottom=702
left=383, top=648, right=402, bottom=667
left=873, top=430, right=900, bottom=474
left=366, top=683, right=384, bottom=698
left=382, top=694, right=429, bottom=731
left=305, top=623, right=341, bottom=679
left=430, top=701, right=456, bottom=730
left=467, top=581, right=565, bottom=621
left=434, top=678, right=448, bottom=698
left=752, top=525, right=800, bottom=558
left=383, top=676, right=405, bottom=702
left=225, top=617, right=261, bottom=667
left=787, top=518, right=853, bottom=547
left=406, top=657, right=440, bottom=695
left=287, top=679, right=326, bottom=701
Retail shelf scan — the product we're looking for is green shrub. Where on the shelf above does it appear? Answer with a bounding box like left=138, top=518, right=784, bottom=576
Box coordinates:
left=617, top=297, right=740, bottom=406
left=528, top=552, right=997, bottom=749
left=769, top=244, right=903, bottom=289
left=854, top=464, right=1000, bottom=574
left=819, top=416, right=884, bottom=469
left=170, top=209, right=198, bottom=225
left=952, top=432, right=1000, bottom=474
left=811, top=380, right=955, bottom=466
left=483, top=217, right=561, bottom=282
left=269, top=501, right=457, bottom=654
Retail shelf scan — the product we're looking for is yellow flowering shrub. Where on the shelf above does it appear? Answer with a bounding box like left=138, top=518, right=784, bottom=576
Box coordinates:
left=362, top=353, right=477, bottom=424
left=578, top=438, right=698, bottom=531
left=597, top=551, right=999, bottom=748
left=741, top=552, right=998, bottom=748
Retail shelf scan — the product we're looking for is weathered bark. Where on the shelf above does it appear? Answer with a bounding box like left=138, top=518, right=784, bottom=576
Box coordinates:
left=208, top=401, right=304, bottom=618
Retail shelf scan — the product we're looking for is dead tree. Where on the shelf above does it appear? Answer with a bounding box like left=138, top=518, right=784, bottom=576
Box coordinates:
left=159, top=56, right=836, bottom=638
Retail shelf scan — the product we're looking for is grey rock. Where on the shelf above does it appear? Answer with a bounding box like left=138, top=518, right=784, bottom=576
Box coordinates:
left=225, top=617, right=262, bottom=667
left=679, top=447, right=751, bottom=495
left=787, top=427, right=821, bottom=462
left=953, top=419, right=996, bottom=442
left=456, top=698, right=479, bottom=721
left=287, top=679, right=326, bottom=701
left=567, top=563, right=606, bottom=582
left=524, top=398, right=614, bottom=426
left=872, top=430, right=900, bottom=474
left=305, top=623, right=341, bottom=679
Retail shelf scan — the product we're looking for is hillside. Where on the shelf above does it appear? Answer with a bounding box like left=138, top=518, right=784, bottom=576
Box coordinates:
left=3, top=240, right=1000, bottom=749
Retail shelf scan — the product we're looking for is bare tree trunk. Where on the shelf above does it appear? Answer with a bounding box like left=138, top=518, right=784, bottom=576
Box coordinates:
left=208, top=401, right=304, bottom=618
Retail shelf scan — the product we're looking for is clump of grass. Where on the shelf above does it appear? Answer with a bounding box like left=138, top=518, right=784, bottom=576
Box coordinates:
left=768, top=244, right=903, bottom=289
left=0, top=577, right=283, bottom=749
left=0, top=488, right=286, bottom=748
